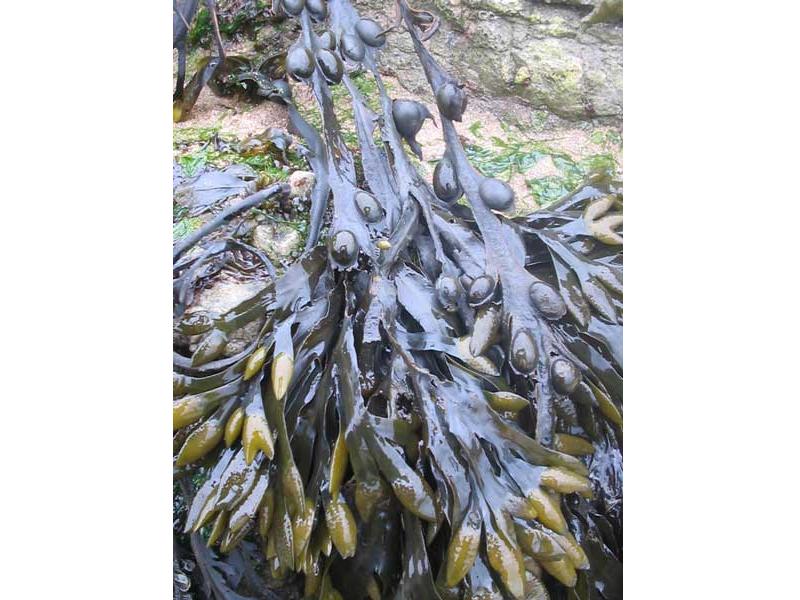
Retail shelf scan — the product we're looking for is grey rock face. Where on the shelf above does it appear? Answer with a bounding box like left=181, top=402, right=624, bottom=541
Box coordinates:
left=352, top=0, right=622, bottom=121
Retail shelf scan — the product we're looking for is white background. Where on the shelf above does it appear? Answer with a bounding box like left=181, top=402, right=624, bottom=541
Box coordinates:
left=1, top=1, right=798, bottom=598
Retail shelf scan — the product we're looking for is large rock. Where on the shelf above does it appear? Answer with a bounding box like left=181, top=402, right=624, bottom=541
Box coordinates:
left=353, top=0, right=622, bottom=121
left=183, top=275, right=267, bottom=357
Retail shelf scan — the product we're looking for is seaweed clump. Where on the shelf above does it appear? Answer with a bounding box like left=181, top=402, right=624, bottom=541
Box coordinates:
left=173, top=1, right=623, bottom=599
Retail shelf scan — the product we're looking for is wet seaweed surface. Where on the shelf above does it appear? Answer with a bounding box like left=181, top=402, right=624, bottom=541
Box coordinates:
left=173, top=2, right=623, bottom=599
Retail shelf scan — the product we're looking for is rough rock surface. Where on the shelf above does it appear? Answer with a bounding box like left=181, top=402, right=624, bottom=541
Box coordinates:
left=288, top=170, right=316, bottom=198
left=252, top=222, right=303, bottom=260
left=353, top=0, right=622, bottom=121
left=184, top=275, right=267, bottom=356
